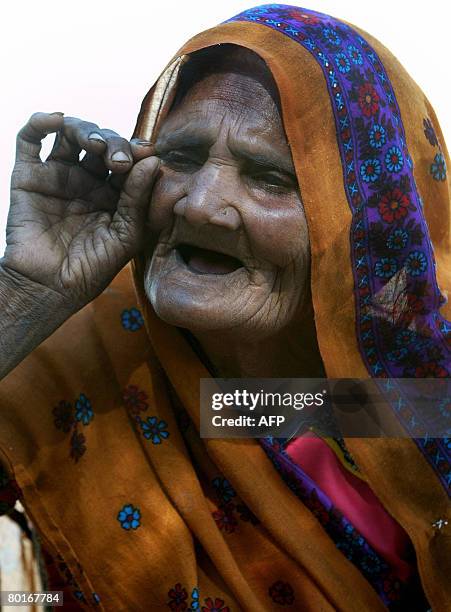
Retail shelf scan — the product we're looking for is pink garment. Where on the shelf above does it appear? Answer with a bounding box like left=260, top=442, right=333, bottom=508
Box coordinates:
left=285, top=436, right=414, bottom=582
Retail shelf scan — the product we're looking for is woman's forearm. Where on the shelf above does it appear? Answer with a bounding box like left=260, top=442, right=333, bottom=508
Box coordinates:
left=0, top=261, right=76, bottom=379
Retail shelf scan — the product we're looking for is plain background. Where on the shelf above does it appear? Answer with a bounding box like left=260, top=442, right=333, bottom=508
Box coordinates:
left=1, top=0, right=450, bottom=256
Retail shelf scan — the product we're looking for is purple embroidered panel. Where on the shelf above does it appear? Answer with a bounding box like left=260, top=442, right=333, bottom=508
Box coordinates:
left=260, top=437, right=421, bottom=607
left=226, top=5, right=451, bottom=493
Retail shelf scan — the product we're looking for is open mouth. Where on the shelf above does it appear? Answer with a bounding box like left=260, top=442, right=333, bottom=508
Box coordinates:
left=176, top=243, right=244, bottom=275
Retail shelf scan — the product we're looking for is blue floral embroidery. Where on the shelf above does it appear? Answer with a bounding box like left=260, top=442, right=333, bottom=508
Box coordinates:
left=384, top=146, right=404, bottom=173
left=212, top=477, right=236, bottom=503
left=430, top=152, right=447, bottom=181
left=361, top=553, right=383, bottom=575
left=405, top=251, right=428, bottom=277
left=368, top=124, right=386, bottom=149
left=53, top=394, right=94, bottom=462
left=343, top=522, right=364, bottom=546
left=386, top=228, right=409, bottom=251
left=322, top=27, right=341, bottom=46
left=140, top=416, right=169, bottom=444
left=117, top=504, right=141, bottom=530
left=348, top=44, right=363, bottom=65
left=335, top=52, right=350, bottom=73
left=395, top=329, right=416, bottom=346
left=360, top=158, right=381, bottom=182
left=386, top=348, right=409, bottom=362
left=75, top=394, right=94, bottom=425
left=121, top=307, right=144, bottom=331
left=374, top=257, right=397, bottom=278
left=191, top=587, right=200, bottom=610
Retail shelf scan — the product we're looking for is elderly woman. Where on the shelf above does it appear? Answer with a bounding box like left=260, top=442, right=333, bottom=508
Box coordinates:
left=0, top=4, right=449, bottom=611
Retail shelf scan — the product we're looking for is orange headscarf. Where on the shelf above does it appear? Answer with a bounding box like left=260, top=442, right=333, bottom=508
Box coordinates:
left=0, top=5, right=450, bottom=611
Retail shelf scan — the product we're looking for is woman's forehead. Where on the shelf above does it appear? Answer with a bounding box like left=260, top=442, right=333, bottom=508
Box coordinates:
left=170, top=44, right=281, bottom=111
left=157, top=71, right=291, bottom=153
left=169, top=71, right=282, bottom=128
left=156, top=74, right=293, bottom=172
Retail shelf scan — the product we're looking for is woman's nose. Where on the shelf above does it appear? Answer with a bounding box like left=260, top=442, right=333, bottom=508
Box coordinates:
left=173, top=162, right=242, bottom=230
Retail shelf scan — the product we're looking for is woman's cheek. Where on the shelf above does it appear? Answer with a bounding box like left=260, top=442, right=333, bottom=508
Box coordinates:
left=247, top=195, right=309, bottom=267
left=147, top=168, right=187, bottom=233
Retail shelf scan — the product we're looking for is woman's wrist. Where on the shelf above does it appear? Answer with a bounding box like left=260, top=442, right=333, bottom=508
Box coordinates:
left=0, top=261, right=77, bottom=379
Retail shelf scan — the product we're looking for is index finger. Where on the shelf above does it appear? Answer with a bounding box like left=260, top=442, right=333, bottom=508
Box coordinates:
left=130, top=138, right=156, bottom=161
left=16, top=112, right=65, bottom=162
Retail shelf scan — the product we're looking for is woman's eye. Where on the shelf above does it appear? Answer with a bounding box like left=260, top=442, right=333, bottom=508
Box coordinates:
left=250, top=172, right=296, bottom=193
left=160, top=150, right=201, bottom=171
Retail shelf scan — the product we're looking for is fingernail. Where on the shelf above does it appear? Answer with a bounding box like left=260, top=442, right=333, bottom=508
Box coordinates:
left=50, top=112, right=64, bottom=116
left=111, top=151, right=132, bottom=163
left=88, top=132, right=106, bottom=143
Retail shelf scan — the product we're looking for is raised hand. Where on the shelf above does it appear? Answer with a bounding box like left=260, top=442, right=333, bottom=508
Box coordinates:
left=5, top=112, right=159, bottom=310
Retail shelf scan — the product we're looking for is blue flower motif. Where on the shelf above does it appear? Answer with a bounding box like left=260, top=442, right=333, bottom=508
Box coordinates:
left=190, top=587, right=200, bottom=610
left=117, top=504, right=141, bottom=530
left=335, top=52, right=350, bottom=73
left=121, top=307, right=144, bottom=331
left=322, top=27, right=341, bottom=45
left=385, top=146, right=404, bottom=173
left=395, top=330, right=416, bottom=346
left=212, top=477, right=236, bottom=503
left=374, top=257, right=397, bottom=278
left=344, top=523, right=364, bottom=546
left=360, top=159, right=381, bottom=183
left=386, top=228, right=409, bottom=250
left=405, top=251, right=428, bottom=276
left=348, top=44, right=363, bottom=65
left=386, top=348, right=409, bottom=362
left=361, top=553, right=383, bottom=576
left=368, top=124, right=386, bottom=149
left=75, top=394, right=93, bottom=425
left=430, top=152, right=447, bottom=181
left=140, top=416, right=169, bottom=444
left=344, top=523, right=353, bottom=535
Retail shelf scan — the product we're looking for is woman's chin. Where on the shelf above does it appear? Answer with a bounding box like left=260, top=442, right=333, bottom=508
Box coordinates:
left=147, top=281, right=255, bottom=332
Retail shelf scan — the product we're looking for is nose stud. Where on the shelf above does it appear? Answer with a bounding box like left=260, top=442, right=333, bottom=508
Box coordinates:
left=209, top=207, right=241, bottom=230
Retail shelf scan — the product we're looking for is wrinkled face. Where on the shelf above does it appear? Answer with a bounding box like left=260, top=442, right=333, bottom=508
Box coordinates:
left=144, top=70, right=310, bottom=340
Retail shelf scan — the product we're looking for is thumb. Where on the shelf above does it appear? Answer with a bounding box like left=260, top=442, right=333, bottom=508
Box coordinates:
left=111, top=156, right=160, bottom=253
